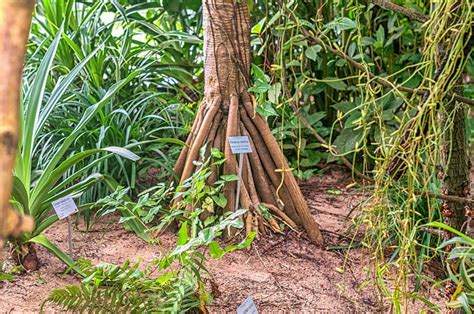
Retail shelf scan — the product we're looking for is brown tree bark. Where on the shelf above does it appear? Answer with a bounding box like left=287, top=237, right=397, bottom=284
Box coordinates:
left=0, top=0, right=35, bottom=251
left=173, top=0, right=324, bottom=245
left=367, top=0, right=429, bottom=23
left=437, top=1, right=473, bottom=239
left=441, top=99, right=472, bottom=237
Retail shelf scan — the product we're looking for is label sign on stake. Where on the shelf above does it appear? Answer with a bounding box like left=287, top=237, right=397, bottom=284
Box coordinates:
left=227, top=136, right=252, bottom=212
left=236, top=296, right=258, bottom=314
left=52, top=195, right=78, bottom=257
left=52, top=195, right=78, bottom=220
left=228, top=136, right=252, bottom=154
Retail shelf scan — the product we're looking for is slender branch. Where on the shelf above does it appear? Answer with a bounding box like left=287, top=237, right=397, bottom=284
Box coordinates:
left=298, top=27, right=474, bottom=106
left=426, top=192, right=474, bottom=205
left=298, top=109, right=474, bottom=204
left=298, top=115, right=374, bottom=183
left=298, top=115, right=474, bottom=204
left=367, top=0, right=429, bottom=23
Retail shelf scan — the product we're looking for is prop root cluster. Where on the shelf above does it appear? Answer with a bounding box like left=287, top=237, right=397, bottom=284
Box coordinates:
left=174, top=92, right=324, bottom=245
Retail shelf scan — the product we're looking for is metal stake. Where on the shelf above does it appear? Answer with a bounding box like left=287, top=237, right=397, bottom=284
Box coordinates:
left=67, top=216, right=73, bottom=257
left=234, top=153, right=244, bottom=211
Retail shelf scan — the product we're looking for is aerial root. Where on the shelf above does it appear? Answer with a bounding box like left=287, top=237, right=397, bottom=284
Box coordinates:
left=180, top=96, right=221, bottom=185
left=174, top=93, right=324, bottom=245
left=173, top=103, right=206, bottom=180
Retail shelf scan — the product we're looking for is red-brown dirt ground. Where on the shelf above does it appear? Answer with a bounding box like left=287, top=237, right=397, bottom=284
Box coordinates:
left=1, top=166, right=447, bottom=313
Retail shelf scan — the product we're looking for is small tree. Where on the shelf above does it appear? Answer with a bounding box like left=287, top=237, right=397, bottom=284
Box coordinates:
left=173, top=0, right=323, bottom=245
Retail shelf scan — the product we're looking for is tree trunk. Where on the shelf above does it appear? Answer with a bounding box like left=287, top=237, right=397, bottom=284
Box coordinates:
left=441, top=97, right=472, bottom=237
left=438, top=1, right=472, bottom=239
left=173, top=0, right=324, bottom=245
left=0, top=0, right=35, bottom=251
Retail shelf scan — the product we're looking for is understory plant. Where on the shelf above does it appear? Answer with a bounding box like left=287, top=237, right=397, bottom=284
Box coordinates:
left=40, top=149, right=255, bottom=312
left=83, top=184, right=173, bottom=242
left=350, top=0, right=472, bottom=311
left=427, top=222, right=474, bottom=313
left=10, top=27, right=139, bottom=270
left=29, top=0, right=202, bottom=200
left=82, top=146, right=237, bottom=242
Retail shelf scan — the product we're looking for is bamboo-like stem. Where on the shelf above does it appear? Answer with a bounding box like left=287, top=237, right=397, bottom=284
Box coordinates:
left=241, top=125, right=279, bottom=206
left=367, top=0, right=429, bottom=23
left=204, top=111, right=223, bottom=158
left=207, top=122, right=225, bottom=186
left=295, top=24, right=474, bottom=107
left=222, top=95, right=239, bottom=238
left=261, top=203, right=297, bottom=230
left=244, top=154, right=260, bottom=205
left=245, top=210, right=253, bottom=236
left=0, top=0, right=35, bottom=248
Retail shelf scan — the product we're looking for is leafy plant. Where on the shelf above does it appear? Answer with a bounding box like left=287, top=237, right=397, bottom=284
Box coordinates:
left=10, top=26, right=138, bottom=269
left=41, top=259, right=202, bottom=313
left=82, top=145, right=234, bottom=241
left=27, top=0, right=202, bottom=203
left=171, top=147, right=238, bottom=228
left=426, top=222, right=474, bottom=313
left=84, top=184, right=173, bottom=241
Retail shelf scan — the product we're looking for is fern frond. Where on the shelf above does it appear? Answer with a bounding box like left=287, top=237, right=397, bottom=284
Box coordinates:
left=41, top=261, right=201, bottom=313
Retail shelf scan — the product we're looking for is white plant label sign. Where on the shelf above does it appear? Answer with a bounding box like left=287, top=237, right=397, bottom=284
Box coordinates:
left=236, top=296, right=258, bottom=314
left=52, top=195, right=78, bottom=220
left=228, top=136, right=252, bottom=154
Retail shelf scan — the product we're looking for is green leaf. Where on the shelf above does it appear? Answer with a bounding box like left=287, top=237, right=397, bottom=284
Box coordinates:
left=177, top=222, right=189, bottom=245
left=251, top=63, right=269, bottom=83
left=268, top=83, right=281, bottom=104
left=306, top=112, right=326, bottom=125
left=211, top=194, right=227, bottom=208
left=0, top=273, right=15, bottom=281
left=35, top=47, right=100, bottom=141
left=325, top=78, right=347, bottom=90
left=256, top=102, right=278, bottom=118
left=31, top=148, right=137, bottom=216
left=249, top=82, right=271, bottom=94
left=103, top=147, right=140, bottom=161
left=305, top=45, right=322, bottom=61
left=209, top=241, right=225, bottom=259
left=303, top=82, right=325, bottom=95
left=30, top=71, right=137, bottom=212
left=325, top=17, right=357, bottom=32
left=345, top=111, right=362, bottom=128
left=456, top=293, right=472, bottom=314
left=460, top=259, right=474, bottom=291
left=376, top=25, right=385, bottom=44
left=332, top=101, right=354, bottom=113
left=220, top=175, right=239, bottom=182
left=222, top=232, right=256, bottom=253
left=332, top=128, right=364, bottom=154
left=11, top=176, right=29, bottom=214
left=426, top=222, right=474, bottom=243
left=21, top=25, right=63, bottom=187
left=326, top=189, right=342, bottom=195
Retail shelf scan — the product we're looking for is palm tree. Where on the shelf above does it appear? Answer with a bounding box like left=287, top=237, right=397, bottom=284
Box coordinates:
left=174, top=0, right=324, bottom=245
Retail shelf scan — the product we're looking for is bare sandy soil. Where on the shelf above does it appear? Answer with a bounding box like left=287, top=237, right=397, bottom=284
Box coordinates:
left=1, top=166, right=446, bottom=313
